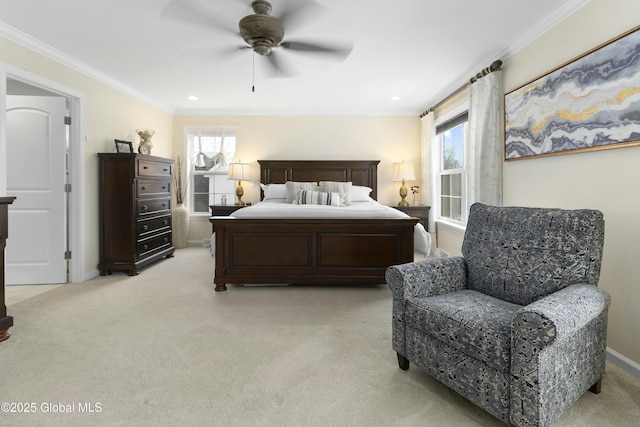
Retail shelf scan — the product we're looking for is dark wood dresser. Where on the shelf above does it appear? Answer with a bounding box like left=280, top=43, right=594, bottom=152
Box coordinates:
left=98, top=153, right=175, bottom=276
left=0, top=196, right=16, bottom=342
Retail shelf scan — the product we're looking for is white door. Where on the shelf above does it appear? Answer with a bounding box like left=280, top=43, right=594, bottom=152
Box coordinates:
left=5, top=95, right=67, bottom=285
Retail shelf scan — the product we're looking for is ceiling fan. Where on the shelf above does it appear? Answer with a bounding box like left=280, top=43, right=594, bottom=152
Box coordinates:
left=162, top=0, right=354, bottom=76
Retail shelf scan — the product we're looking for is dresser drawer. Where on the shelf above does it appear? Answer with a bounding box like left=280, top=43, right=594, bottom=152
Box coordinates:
left=137, top=179, right=170, bottom=197
left=137, top=215, right=171, bottom=238
left=138, top=159, right=172, bottom=177
left=137, top=198, right=171, bottom=216
left=137, top=231, right=172, bottom=259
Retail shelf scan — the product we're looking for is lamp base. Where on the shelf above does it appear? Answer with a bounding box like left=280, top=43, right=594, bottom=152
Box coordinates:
left=398, top=180, right=409, bottom=207
left=235, top=181, right=245, bottom=206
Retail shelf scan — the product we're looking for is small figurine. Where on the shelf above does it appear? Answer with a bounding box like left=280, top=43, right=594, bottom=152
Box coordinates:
left=136, top=129, right=155, bottom=154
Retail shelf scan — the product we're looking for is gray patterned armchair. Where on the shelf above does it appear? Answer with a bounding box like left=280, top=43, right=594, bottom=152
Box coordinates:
left=386, top=203, right=610, bottom=426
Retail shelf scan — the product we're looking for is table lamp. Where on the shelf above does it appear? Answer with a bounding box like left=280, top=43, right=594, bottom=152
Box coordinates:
left=227, top=162, right=250, bottom=206
left=392, top=161, right=415, bottom=207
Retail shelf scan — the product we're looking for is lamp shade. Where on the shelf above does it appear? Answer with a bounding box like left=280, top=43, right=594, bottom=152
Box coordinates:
left=391, top=162, right=415, bottom=181
left=227, top=162, right=250, bottom=181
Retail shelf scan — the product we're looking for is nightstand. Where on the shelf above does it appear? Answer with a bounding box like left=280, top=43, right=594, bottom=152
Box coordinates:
left=390, top=205, right=430, bottom=231
left=210, top=205, right=244, bottom=233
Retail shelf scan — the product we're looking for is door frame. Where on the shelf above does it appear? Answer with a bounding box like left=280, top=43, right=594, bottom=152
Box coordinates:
left=0, top=63, right=86, bottom=283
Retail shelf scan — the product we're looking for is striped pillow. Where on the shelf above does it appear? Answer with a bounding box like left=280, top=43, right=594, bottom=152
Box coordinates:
left=295, top=190, right=341, bottom=206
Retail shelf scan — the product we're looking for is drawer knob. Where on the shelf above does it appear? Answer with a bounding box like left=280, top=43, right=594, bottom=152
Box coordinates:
left=142, top=186, right=147, bottom=190
left=143, top=166, right=148, bottom=169
left=164, top=237, right=169, bottom=243
left=143, top=244, right=148, bottom=250
left=163, top=219, right=168, bottom=225
left=143, top=205, right=148, bottom=210
left=143, top=225, right=148, bottom=230
left=162, top=186, right=167, bottom=190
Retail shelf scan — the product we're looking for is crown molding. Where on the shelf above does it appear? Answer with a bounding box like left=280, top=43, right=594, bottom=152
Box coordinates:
left=0, top=22, right=173, bottom=114
left=495, top=0, right=592, bottom=61
left=1, top=0, right=591, bottom=118
left=421, top=0, right=591, bottom=111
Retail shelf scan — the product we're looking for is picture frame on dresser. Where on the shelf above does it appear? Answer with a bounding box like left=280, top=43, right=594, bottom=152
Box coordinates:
left=114, top=139, right=133, bottom=153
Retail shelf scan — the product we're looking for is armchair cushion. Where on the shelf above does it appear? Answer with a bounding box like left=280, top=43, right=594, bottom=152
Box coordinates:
left=406, top=290, right=522, bottom=372
left=462, top=203, right=604, bottom=306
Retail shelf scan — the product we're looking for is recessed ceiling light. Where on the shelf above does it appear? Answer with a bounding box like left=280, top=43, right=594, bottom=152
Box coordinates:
left=390, top=95, right=401, bottom=101
left=188, top=95, right=198, bottom=101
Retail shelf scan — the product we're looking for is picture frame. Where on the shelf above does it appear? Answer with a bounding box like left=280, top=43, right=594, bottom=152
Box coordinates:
left=114, top=139, right=133, bottom=153
left=504, top=25, right=640, bottom=160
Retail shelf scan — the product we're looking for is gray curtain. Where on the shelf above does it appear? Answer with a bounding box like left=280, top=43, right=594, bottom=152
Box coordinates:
left=467, top=70, right=504, bottom=207
left=420, top=111, right=435, bottom=233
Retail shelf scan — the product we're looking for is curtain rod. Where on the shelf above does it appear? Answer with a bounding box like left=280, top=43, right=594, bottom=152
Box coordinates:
left=419, top=60, right=502, bottom=118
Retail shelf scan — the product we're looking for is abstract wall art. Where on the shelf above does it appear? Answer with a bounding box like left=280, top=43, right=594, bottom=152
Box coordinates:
left=504, top=26, right=640, bottom=160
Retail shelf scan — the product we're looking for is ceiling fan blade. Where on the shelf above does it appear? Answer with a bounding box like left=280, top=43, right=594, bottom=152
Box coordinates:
left=264, top=52, right=296, bottom=77
left=278, top=0, right=326, bottom=33
left=280, top=40, right=354, bottom=60
left=219, top=45, right=252, bottom=57
left=161, top=0, right=237, bottom=35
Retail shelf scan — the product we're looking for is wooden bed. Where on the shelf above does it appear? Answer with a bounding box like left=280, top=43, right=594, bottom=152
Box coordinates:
left=210, top=160, right=418, bottom=291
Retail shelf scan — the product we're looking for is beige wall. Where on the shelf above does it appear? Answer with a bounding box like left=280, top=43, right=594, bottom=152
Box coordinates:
left=503, top=0, right=640, bottom=366
left=436, top=0, right=640, bottom=366
left=0, top=37, right=174, bottom=277
left=173, top=115, right=421, bottom=242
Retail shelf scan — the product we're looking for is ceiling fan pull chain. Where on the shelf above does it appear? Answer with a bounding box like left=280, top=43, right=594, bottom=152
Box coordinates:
left=252, top=51, right=255, bottom=93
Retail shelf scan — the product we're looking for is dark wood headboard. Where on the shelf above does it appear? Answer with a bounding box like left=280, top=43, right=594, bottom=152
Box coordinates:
left=258, top=160, right=380, bottom=200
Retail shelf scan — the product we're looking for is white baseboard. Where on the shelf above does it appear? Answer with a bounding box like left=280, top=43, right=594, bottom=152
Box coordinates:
left=434, top=248, right=449, bottom=258
left=606, top=347, right=640, bottom=378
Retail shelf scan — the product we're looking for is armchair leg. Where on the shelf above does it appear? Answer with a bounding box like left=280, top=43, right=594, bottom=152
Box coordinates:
left=397, top=353, right=409, bottom=370
left=589, top=378, right=602, bottom=394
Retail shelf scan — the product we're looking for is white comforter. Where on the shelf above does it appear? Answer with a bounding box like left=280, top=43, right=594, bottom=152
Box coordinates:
left=213, top=199, right=431, bottom=255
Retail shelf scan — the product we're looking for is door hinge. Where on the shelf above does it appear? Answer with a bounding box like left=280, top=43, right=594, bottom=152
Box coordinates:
left=64, top=250, right=72, bottom=260
left=64, top=183, right=71, bottom=192
left=64, top=116, right=71, bottom=125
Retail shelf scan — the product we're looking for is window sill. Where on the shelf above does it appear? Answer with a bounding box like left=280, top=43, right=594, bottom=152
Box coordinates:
left=189, top=214, right=211, bottom=220
left=436, top=218, right=466, bottom=234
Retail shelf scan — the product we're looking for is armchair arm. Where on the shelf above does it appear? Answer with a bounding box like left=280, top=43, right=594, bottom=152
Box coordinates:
left=510, top=284, right=611, bottom=426
left=386, top=256, right=468, bottom=301
left=386, top=257, right=468, bottom=356
left=512, top=284, right=611, bottom=348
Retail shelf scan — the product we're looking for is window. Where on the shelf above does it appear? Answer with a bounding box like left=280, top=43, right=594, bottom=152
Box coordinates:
left=436, top=111, right=468, bottom=223
left=186, top=129, right=237, bottom=214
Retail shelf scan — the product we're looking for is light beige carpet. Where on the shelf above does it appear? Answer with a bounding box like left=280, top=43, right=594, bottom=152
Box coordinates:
left=1, top=247, right=639, bottom=426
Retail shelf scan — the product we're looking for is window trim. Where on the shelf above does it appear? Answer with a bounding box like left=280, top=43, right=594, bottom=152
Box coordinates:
left=185, top=127, right=237, bottom=216
left=433, top=103, right=469, bottom=226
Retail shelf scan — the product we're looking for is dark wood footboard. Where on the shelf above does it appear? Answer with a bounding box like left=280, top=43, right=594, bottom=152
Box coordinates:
left=211, top=217, right=418, bottom=291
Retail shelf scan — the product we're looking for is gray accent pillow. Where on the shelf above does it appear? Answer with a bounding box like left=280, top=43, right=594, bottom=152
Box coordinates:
left=285, top=181, right=318, bottom=204
left=318, top=181, right=352, bottom=205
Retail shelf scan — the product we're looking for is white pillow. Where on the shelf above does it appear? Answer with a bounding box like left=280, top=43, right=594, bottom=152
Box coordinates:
left=285, top=181, right=318, bottom=204
left=351, top=185, right=373, bottom=202
left=260, top=183, right=287, bottom=200
left=318, top=181, right=352, bottom=206
left=294, top=190, right=341, bottom=206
